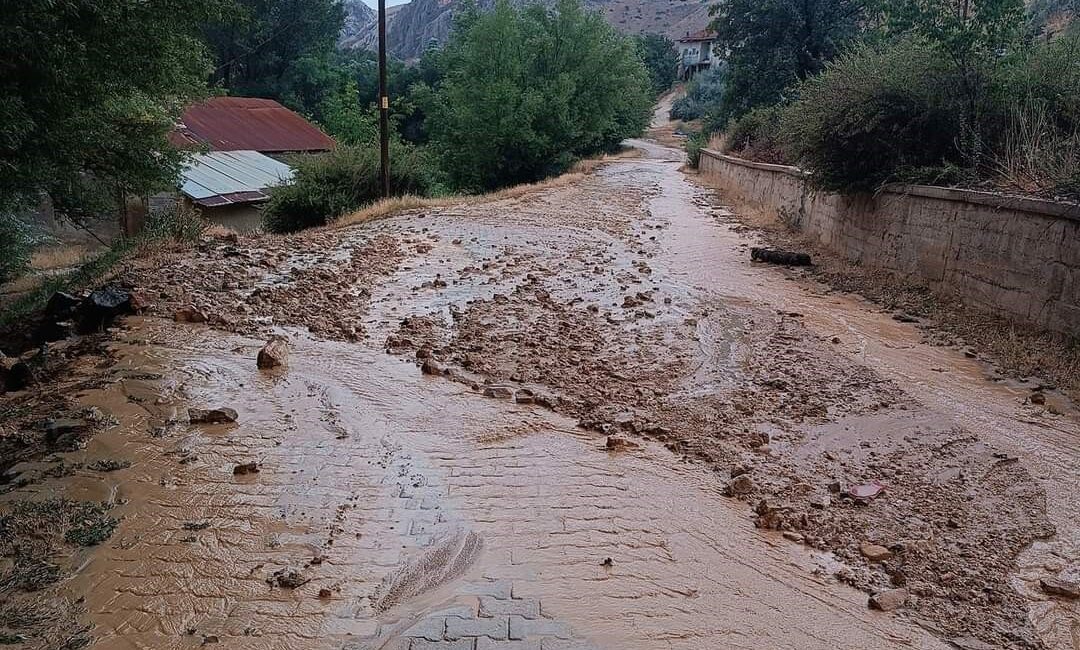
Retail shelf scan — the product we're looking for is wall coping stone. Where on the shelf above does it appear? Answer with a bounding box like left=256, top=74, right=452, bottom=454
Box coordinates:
left=700, top=149, right=1080, bottom=222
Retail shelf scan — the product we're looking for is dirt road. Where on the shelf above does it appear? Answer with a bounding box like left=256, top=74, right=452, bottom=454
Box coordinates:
left=3, top=139, right=1079, bottom=650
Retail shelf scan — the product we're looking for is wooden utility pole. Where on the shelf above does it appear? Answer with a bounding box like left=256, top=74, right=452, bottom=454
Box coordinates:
left=378, top=0, right=391, bottom=197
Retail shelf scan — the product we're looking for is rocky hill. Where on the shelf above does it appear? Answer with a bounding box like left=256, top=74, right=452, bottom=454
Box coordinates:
left=342, top=0, right=712, bottom=60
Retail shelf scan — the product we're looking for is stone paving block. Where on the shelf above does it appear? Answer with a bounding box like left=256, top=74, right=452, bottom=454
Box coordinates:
left=445, top=615, right=509, bottom=640
left=460, top=580, right=514, bottom=599
left=479, top=596, right=540, bottom=620
left=411, top=639, right=476, bottom=650
left=402, top=617, right=445, bottom=641
left=509, top=616, right=570, bottom=640
left=477, top=638, right=541, bottom=650
left=540, top=640, right=599, bottom=650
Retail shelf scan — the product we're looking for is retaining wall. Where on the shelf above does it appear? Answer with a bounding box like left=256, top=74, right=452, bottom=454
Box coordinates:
left=699, top=149, right=1080, bottom=336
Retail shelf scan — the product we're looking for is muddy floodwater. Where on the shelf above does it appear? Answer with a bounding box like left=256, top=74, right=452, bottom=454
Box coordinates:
left=3, top=140, right=1078, bottom=650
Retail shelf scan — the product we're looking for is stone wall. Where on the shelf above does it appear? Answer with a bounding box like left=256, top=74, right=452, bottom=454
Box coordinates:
left=699, top=149, right=1080, bottom=336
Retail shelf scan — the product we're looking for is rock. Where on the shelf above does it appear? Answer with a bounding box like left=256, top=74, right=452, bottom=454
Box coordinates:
left=892, top=312, right=919, bottom=323
left=605, top=436, right=639, bottom=451
left=3, top=361, right=35, bottom=392
left=128, top=289, right=153, bottom=312
left=1029, top=392, right=1046, bottom=405
left=78, top=286, right=133, bottom=333
left=45, top=291, right=81, bottom=320
left=189, top=408, right=238, bottom=424
left=174, top=307, right=208, bottom=323
left=482, top=385, right=513, bottom=399
left=948, top=636, right=997, bottom=650
left=514, top=388, right=535, bottom=404
left=421, top=359, right=446, bottom=375
left=808, top=494, right=831, bottom=509
left=860, top=542, right=894, bottom=562
left=267, top=568, right=307, bottom=589
left=44, top=418, right=91, bottom=444
left=869, top=588, right=909, bottom=611
left=848, top=481, right=885, bottom=500
left=257, top=338, right=288, bottom=369
left=1040, top=577, right=1080, bottom=599
left=233, top=461, right=259, bottom=475
left=724, top=474, right=754, bottom=496
left=319, top=588, right=333, bottom=599
left=750, top=247, right=812, bottom=266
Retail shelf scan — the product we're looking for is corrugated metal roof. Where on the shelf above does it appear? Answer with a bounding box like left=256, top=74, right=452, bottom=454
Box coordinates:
left=170, top=97, right=336, bottom=153
left=679, top=30, right=717, bottom=43
left=180, top=151, right=294, bottom=207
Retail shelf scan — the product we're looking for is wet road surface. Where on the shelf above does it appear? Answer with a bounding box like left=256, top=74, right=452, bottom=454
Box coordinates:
left=4, top=139, right=1078, bottom=650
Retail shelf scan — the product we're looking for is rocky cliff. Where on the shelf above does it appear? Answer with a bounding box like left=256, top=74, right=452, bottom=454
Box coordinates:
left=342, top=0, right=712, bottom=60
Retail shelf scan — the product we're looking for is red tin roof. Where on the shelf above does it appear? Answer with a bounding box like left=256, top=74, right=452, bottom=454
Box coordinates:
left=170, top=97, right=335, bottom=153
left=679, top=30, right=717, bottom=43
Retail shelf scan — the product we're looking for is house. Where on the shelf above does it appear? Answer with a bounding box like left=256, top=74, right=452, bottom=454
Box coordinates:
left=152, top=97, right=335, bottom=232
left=169, top=97, right=335, bottom=154
left=676, top=30, right=719, bottom=81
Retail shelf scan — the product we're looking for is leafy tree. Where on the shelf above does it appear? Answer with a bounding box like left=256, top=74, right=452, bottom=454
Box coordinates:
left=670, top=65, right=727, bottom=121
left=634, top=33, right=678, bottom=96
left=0, top=0, right=227, bottom=224
left=424, top=0, right=652, bottom=191
left=204, top=0, right=345, bottom=112
left=708, top=0, right=864, bottom=121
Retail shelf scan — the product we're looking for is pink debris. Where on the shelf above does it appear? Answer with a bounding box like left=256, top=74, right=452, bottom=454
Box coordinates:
left=849, top=481, right=885, bottom=499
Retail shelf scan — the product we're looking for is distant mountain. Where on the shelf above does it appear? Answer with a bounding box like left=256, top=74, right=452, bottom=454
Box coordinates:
left=340, top=0, right=712, bottom=60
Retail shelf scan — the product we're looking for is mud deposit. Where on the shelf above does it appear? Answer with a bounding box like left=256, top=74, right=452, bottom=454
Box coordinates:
left=1, top=140, right=1078, bottom=650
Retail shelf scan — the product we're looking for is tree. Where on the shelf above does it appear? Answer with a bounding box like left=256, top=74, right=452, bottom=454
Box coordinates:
left=204, top=0, right=345, bottom=113
left=634, top=33, right=678, bottom=97
left=0, top=0, right=227, bottom=223
left=424, top=0, right=652, bottom=191
left=708, top=0, right=864, bottom=121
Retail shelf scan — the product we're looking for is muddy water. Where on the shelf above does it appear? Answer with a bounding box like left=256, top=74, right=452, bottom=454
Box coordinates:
left=5, top=138, right=1077, bottom=649
left=12, top=319, right=944, bottom=650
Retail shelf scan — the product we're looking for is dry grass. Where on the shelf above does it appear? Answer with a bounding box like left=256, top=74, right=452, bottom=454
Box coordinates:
left=30, top=246, right=90, bottom=272
left=334, top=149, right=638, bottom=229
left=691, top=171, right=1080, bottom=399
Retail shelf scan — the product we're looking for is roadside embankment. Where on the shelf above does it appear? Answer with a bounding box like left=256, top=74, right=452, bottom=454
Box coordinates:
left=699, top=149, right=1080, bottom=337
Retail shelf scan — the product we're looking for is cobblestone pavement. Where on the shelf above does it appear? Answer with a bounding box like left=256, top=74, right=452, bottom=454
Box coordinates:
left=4, top=140, right=1074, bottom=650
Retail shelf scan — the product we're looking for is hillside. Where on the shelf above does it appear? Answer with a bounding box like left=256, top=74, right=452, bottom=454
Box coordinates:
left=342, top=0, right=713, bottom=60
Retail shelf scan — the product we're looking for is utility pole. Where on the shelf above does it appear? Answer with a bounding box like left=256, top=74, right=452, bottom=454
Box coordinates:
left=378, top=0, right=391, bottom=198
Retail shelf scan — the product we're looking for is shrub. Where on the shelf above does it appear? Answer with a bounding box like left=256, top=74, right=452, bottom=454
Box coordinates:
left=670, top=66, right=726, bottom=122
left=779, top=38, right=966, bottom=192
left=722, top=106, right=788, bottom=165
left=0, top=213, right=46, bottom=283
left=262, top=145, right=435, bottom=233
left=685, top=131, right=708, bottom=168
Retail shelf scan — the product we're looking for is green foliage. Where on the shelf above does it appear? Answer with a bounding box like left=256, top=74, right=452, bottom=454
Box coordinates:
left=0, top=0, right=226, bottom=222
left=670, top=66, right=727, bottom=122
left=634, top=33, right=678, bottom=97
left=262, top=146, right=436, bottom=233
left=204, top=0, right=345, bottom=113
left=779, top=38, right=966, bottom=192
left=0, top=214, right=47, bottom=284
left=424, top=0, right=652, bottom=192
left=708, top=0, right=864, bottom=122
left=685, top=132, right=709, bottom=168
left=722, top=106, right=787, bottom=164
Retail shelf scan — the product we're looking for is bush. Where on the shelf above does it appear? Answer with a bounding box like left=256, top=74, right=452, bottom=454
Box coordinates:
left=722, top=106, right=788, bottom=164
left=670, top=66, right=726, bottom=122
left=779, top=38, right=966, bottom=192
left=262, top=145, right=435, bottom=233
left=685, top=131, right=708, bottom=168
left=0, top=213, right=46, bottom=283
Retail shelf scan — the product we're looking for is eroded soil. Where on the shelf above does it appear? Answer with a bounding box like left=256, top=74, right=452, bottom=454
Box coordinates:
left=1, top=139, right=1078, bottom=650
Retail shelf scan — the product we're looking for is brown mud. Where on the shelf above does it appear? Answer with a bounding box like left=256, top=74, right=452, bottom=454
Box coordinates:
left=0, top=138, right=1077, bottom=650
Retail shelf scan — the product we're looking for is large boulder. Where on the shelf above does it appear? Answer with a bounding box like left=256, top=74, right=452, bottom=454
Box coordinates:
left=257, top=338, right=288, bottom=369
left=77, top=286, right=133, bottom=333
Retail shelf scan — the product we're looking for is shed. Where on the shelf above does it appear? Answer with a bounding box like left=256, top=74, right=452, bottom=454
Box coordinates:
left=170, top=97, right=335, bottom=153
left=174, top=150, right=294, bottom=232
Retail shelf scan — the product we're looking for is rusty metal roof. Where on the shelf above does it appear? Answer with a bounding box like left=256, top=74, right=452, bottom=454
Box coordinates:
left=678, top=30, right=717, bottom=43
left=170, top=97, right=335, bottom=153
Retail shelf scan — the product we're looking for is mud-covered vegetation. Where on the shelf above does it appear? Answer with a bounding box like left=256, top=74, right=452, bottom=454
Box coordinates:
left=695, top=0, right=1080, bottom=200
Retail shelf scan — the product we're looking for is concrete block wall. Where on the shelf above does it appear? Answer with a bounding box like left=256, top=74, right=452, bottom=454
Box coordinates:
left=699, top=149, right=1080, bottom=336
